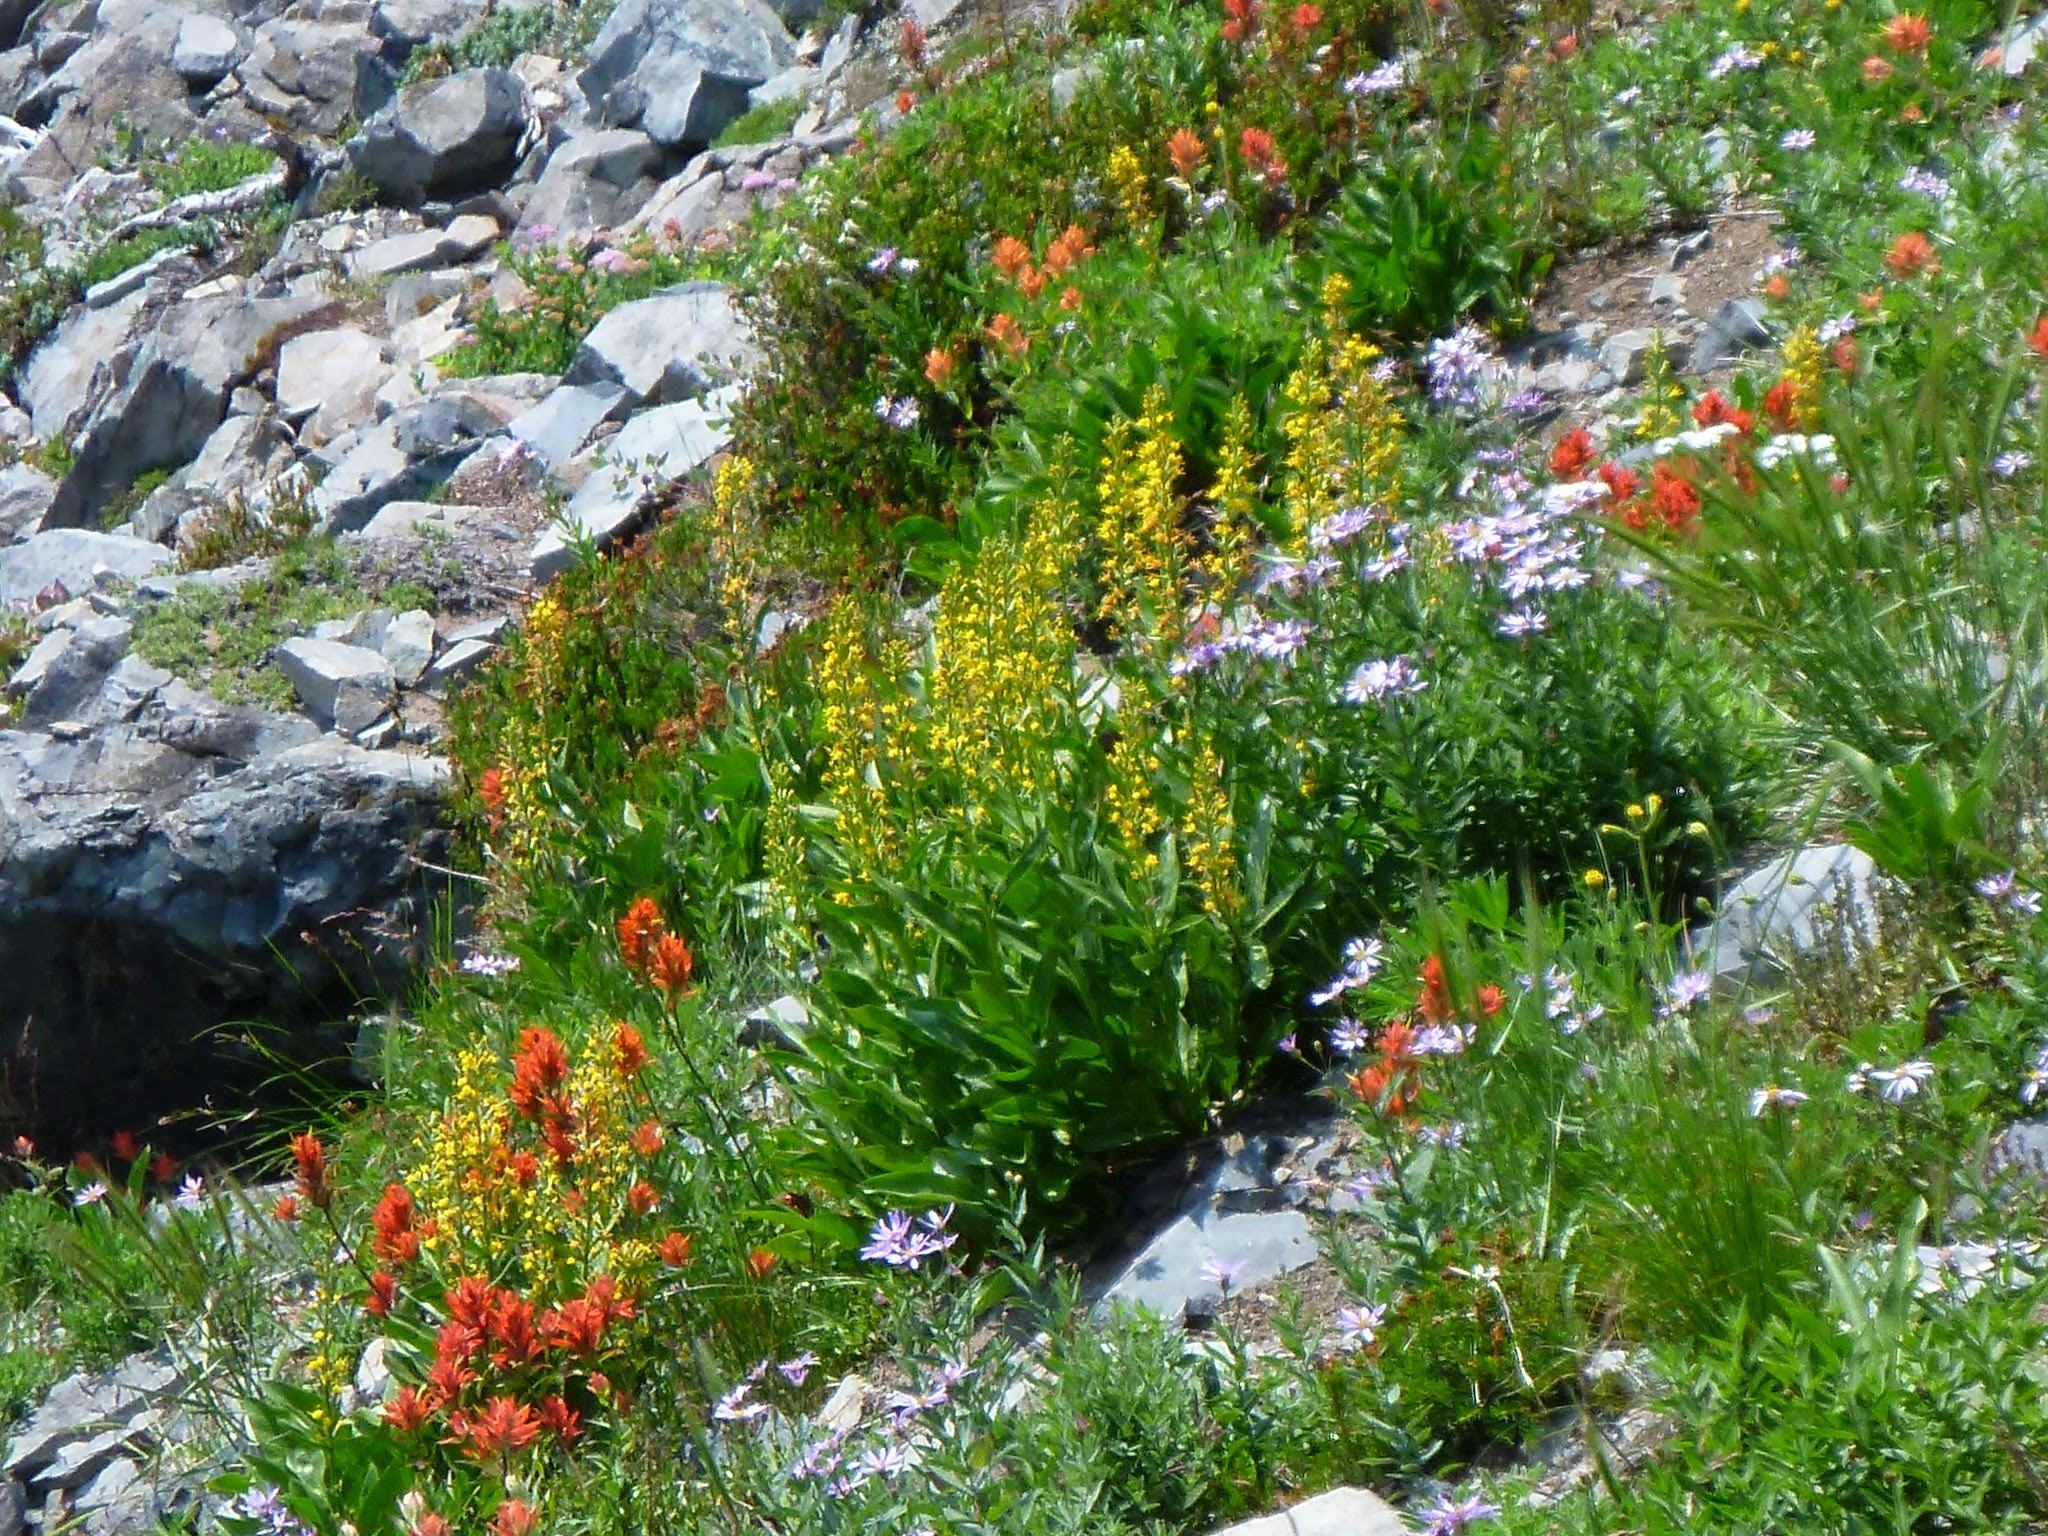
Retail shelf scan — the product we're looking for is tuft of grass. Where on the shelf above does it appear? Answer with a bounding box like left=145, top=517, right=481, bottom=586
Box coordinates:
left=131, top=541, right=364, bottom=710
left=141, top=139, right=276, bottom=200
left=712, top=96, right=803, bottom=149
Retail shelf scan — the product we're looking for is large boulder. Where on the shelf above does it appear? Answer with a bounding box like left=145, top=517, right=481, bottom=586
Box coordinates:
left=275, top=328, right=391, bottom=447
left=42, top=292, right=333, bottom=529
left=562, top=281, right=759, bottom=405
left=516, top=127, right=665, bottom=236
left=0, top=699, right=451, bottom=1147
left=348, top=67, right=531, bottom=204
left=172, top=14, right=245, bottom=89
left=238, top=17, right=397, bottom=135
left=0, top=529, right=170, bottom=606
left=18, top=287, right=152, bottom=447
left=579, top=0, right=794, bottom=149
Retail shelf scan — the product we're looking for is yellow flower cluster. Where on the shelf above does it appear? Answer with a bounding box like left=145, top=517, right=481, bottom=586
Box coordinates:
left=926, top=495, right=1078, bottom=802
left=710, top=453, right=763, bottom=628
left=1200, top=396, right=1261, bottom=592
left=812, top=596, right=909, bottom=886
left=1095, top=385, right=1187, bottom=646
left=1104, top=726, right=1164, bottom=877
left=1777, top=324, right=1824, bottom=431
left=1105, top=144, right=1153, bottom=237
left=1178, top=739, right=1239, bottom=916
left=1636, top=333, right=1687, bottom=440
left=1278, top=325, right=1404, bottom=549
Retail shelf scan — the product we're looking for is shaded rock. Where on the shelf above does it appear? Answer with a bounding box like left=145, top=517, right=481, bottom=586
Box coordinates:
left=1690, top=297, right=1771, bottom=373
left=422, top=634, right=493, bottom=685
left=516, top=127, right=664, bottom=235
left=45, top=292, right=332, bottom=528
left=238, top=17, right=396, bottom=135
left=172, top=14, right=242, bottom=88
left=0, top=463, right=54, bottom=544
left=174, top=412, right=299, bottom=508
left=563, top=282, right=756, bottom=405
left=580, top=0, right=793, bottom=149
left=1099, top=1209, right=1317, bottom=1322
left=349, top=67, right=530, bottom=204
left=380, top=609, right=436, bottom=686
left=14, top=616, right=132, bottom=729
left=18, top=287, right=150, bottom=446
left=0, top=723, right=450, bottom=1147
left=529, top=390, right=733, bottom=579
left=346, top=214, right=499, bottom=279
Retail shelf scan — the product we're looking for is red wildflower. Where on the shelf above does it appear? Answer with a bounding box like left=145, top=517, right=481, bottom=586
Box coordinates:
left=1763, top=378, right=1801, bottom=431
left=899, top=15, right=926, bottom=65
left=272, top=1194, right=300, bottom=1222
left=1649, top=461, right=1702, bottom=531
left=384, top=1385, right=432, bottom=1434
left=414, top=1517, right=451, bottom=1536
left=1885, top=231, right=1935, bottom=276
left=1863, top=53, right=1894, bottom=81
left=1692, top=390, right=1754, bottom=434
left=1167, top=127, right=1206, bottom=178
left=632, top=1120, right=663, bottom=1158
left=371, top=1183, right=420, bottom=1266
left=1221, top=0, right=1257, bottom=41
left=896, top=88, right=916, bottom=115
left=986, top=313, right=1028, bottom=357
left=1018, top=264, right=1047, bottom=302
left=924, top=347, right=956, bottom=388
left=289, top=1132, right=332, bottom=1209
left=478, top=767, right=507, bottom=831
left=991, top=236, right=1032, bottom=279
left=1477, top=984, right=1505, bottom=1019
left=1239, top=126, right=1277, bottom=173
left=1833, top=336, right=1860, bottom=373
left=507, top=1027, right=570, bottom=1119
left=1762, top=271, right=1791, bottom=303
left=1059, top=285, right=1083, bottom=311
left=1550, top=426, right=1596, bottom=479
left=492, top=1501, right=540, bottom=1536
left=617, top=898, right=663, bottom=976
left=1291, top=2, right=1321, bottom=28
left=366, top=1271, right=396, bottom=1318
left=628, top=1181, right=660, bottom=1216
left=508, top=1149, right=540, bottom=1187
left=425, top=1352, right=476, bottom=1405
left=487, top=1293, right=541, bottom=1366
left=614, top=1022, right=650, bottom=1079
left=149, top=1153, right=177, bottom=1185
left=543, top=1298, right=606, bottom=1355
left=445, top=1277, right=495, bottom=1335
left=659, top=1231, right=694, bottom=1268
left=540, top=1395, right=582, bottom=1444
left=1884, top=12, right=1931, bottom=52
left=745, top=1248, right=779, bottom=1280
left=458, top=1396, right=544, bottom=1462
left=2028, top=316, right=2048, bottom=358
left=109, top=1131, right=140, bottom=1163
left=1417, top=956, right=1453, bottom=1023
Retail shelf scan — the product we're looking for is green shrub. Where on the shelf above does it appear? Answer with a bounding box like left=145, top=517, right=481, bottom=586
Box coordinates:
left=142, top=138, right=276, bottom=199
left=713, top=96, right=802, bottom=148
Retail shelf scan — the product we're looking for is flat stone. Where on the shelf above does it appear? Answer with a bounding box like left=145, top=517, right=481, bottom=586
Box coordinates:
left=273, top=637, right=397, bottom=735
left=0, top=462, right=55, bottom=543
left=276, top=328, right=389, bottom=446
left=507, top=381, right=631, bottom=465
left=422, top=634, right=494, bottom=685
left=1699, top=843, right=1881, bottom=987
left=0, top=529, right=169, bottom=606
left=1690, top=298, right=1771, bottom=374
left=172, top=13, right=242, bottom=87
left=1209, top=1487, right=1407, bottom=1536
left=1099, top=1208, right=1317, bottom=1322
left=563, top=282, right=758, bottom=406
left=347, top=499, right=484, bottom=543
left=381, top=609, right=436, bottom=686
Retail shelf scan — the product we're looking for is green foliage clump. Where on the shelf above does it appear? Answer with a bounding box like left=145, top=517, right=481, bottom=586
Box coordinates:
left=713, top=96, right=803, bottom=148
left=132, top=541, right=363, bottom=709
left=141, top=139, right=277, bottom=200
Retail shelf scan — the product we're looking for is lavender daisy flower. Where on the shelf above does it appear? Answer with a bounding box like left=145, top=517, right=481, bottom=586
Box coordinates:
left=1662, top=970, right=1714, bottom=1014
left=778, top=1352, right=817, bottom=1385
left=74, top=1182, right=107, bottom=1208
left=860, top=1210, right=914, bottom=1266
left=1344, top=656, right=1424, bottom=703
left=1335, top=1301, right=1387, bottom=1346
left=867, top=247, right=899, bottom=273
left=1898, top=168, right=1951, bottom=199
left=1869, top=1059, right=1934, bottom=1103
left=1201, top=1253, right=1245, bottom=1291
left=1779, top=127, right=1816, bottom=150
left=872, top=395, right=921, bottom=431
left=1749, top=1085, right=1809, bottom=1116
left=1707, top=42, right=1762, bottom=76
left=1343, top=59, right=1404, bottom=94
left=1330, top=1018, right=1371, bottom=1055
left=1994, top=450, right=2033, bottom=478
left=175, top=1174, right=206, bottom=1210
left=1420, top=1492, right=1501, bottom=1535
left=1497, top=607, right=1547, bottom=638
left=460, top=950, right=520, bottom=977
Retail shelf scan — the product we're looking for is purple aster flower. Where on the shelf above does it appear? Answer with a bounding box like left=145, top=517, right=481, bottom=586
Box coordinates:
left=861, top=1210, right=914, bottom=1266
left=1779, top=128, right=1816, bottom=150
left=1336, top=1300, right=1387, bottom=1345
left=778, top=1352, right=817, bottom=1385
left=1330, top=1018, right=1371, bottom=1055
left=1994, top=450, right=2032, bottom=478
left=1343, top=59, right=1404, bottom=94
left=1419, top=1492, right=1500, bottom=1535
left=867, top=247, right=900, bottom=274
left=460, top=949, right=520, bottom=977
left=1497, top=607, right=1546, bottom=638
left=1201, top=1252, right=1245, bottom=1291
left=1707, top=42, right=1762, bottom=77
left=1344, top=656, right=1425, bottom=703
left=1663, top=970, right=1714, bottom=1014
left=1869, top=1059, right=1934, bottom=1103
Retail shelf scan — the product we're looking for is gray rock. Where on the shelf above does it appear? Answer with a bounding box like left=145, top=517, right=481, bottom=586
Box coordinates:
left=528, top=391, right=733, bottom=579
left=380, top=609, right=436, bottom=686
left=346, top=214, right=499, bottom=279
left=18, top=287, right=150, bottom=446
left=0, top=728, right=450, bottom=1146
left=1099, top=1209, right=1317, bottom=1321
left=238, top=17, right=396, bottom=135
left=15, top=617, right=132, bottom=729
left=1999, top=9, right=2048, bottom=72
left=1647, top=273, right=1685, bottom=309
left=818, top=12, right=859, bottom=78
left=1690, top=297, right=1771, bottom=374
left=172, top=14, right=242, bottom=88
left=563, top=282, right=757, bottom=405
left=311, top=416, right=469, bottom=533
left=1699, top=843, right=1882, bottom=987
left=507, top=381, right=631, bottom=465
left=422, top=634, right=494, bottom=685
left=176, top=412, right=299, bottom=509
left=273, top=638, right=398, bottom=735
left=373, top=0, right=499, bottom=47
left=45, top=292, right=333, bottom=528
left=750, top=65, right=817, bottom=107
left=1598, top=329, right=1659, bottom=386
left=81, top=244, right=192, bottom=311
left=516, top=127, right=664, bottom=235
left=276, top=328, right=390, bottom=447
left=580, top=0, right=794, bottom=149
left=624, top=163, right=728, bottom=242
left=349, top=67, right=531, bottom=204
left=0, top=463, right=54, bottom=544
left=0, top=530, right=168, bottom=607
left=131, top=484, right=196, bottom=546
left=906, top=0, right=968, bottom=28
left=1208, top=1488, right=1407, bottom=1536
